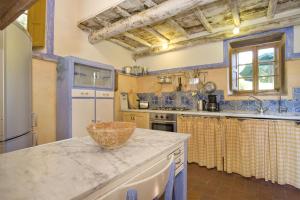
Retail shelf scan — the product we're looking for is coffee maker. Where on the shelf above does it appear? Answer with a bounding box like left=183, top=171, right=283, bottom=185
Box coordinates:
left=206, top=95, right=219, bottom=112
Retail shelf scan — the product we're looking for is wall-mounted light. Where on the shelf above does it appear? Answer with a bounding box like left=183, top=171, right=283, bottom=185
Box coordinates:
left=233, top=26, right=240, bottom=35
left=162, top=43, right=169, bottom=50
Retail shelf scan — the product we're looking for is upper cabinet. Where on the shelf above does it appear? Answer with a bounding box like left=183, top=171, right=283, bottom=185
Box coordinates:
left=57, top=56, right=115, bottom=91
left=27, top=0, right=46, bottom=47
left=74, top=63, right=113, bottom=89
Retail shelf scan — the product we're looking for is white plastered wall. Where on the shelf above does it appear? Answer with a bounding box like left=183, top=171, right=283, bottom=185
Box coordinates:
left=135, top=41, right=224, bottom=71
left=54, top=0, right=134, bottom=68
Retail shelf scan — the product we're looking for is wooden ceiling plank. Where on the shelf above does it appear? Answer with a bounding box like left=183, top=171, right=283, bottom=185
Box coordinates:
left=142, top=0, right=188, bottom=37
left=135, top=9, right=300, bottom=57
left=267, top=0, right=279, bottom=19
left=109, top=38, right=137, bottom=50
left=95, top=16, right=111, bottom=27
left=228, top=0, right=240, bottom=26
left=171, top=8, right=300, bottom=45
left=0, top=0, right=37, bottom=30
left=123, top=32, right=153, bottom=47
left=140, top=0, right=157, bottom=8
left=166, top=19, right=188, bottom=36
left=194, top=8, right=213, bottom=33
left=93, top=11, right=152, bottom=48
left=114, top=6, right=131, bottom=17
left=88, top=0, right=217, bottom=43
left=113, top=5, right=167, bottom=45
left=143, top=26, right=169, bottom=42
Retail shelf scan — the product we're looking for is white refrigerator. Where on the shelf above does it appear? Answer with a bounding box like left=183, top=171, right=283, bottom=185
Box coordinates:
left=0, top=22, right=33, bottom=153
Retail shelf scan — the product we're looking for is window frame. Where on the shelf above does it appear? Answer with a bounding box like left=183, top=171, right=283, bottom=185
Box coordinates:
left=229, top=40, right=284, bottom=96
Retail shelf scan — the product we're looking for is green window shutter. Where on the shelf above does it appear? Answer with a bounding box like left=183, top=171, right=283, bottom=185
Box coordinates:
left=27, top=0, right=46, bottom=47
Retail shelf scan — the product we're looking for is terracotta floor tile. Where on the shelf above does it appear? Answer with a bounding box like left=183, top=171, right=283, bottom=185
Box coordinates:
left=187, top=163, right=300, bottom=200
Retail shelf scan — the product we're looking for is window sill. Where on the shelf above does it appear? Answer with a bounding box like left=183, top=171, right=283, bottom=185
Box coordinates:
left=228, top=90, right=283, bottom=96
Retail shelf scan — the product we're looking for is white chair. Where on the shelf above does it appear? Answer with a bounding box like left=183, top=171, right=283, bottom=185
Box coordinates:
left=100, top=156, right=175, bottom=200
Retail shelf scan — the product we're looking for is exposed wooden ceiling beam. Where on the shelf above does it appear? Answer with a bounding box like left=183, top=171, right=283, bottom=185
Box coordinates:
left=194, top=8, right=213, bottom=33
left=113, top=5, right=168, bottom=42
left=123, top=32, right=152, bottom=47
left=114, top=6, right=131, bottom=17
left=113, top=6, right=154, bottom=47
left=143, top=26, right=169, bottom=43
left=110, top=38, right=137, bottom=51
left=94, top=12, right=152, bottom=48
left=135, top=8, right=300, bottom=57
left=142, top=0, right=188, bottom=37
left=228, top=0, right=240, bottom=26
left=171, top=8, right=300, bottom=44
left=94, top=17, right=111, bottom=27
left=166, top=19, right=188, bottom=36
left=78, top=24, right=92, bottom=32
left=267, top=0, right=279, bottom=19
left=88, top=0, right=217, bottom=43
left=0, top=0, right=37, bottom=30
left=140, top=0, right=157, bottom=7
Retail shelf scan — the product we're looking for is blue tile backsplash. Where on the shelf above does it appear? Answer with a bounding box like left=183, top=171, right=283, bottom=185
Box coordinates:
left=136, top=87, right=300, bottom=113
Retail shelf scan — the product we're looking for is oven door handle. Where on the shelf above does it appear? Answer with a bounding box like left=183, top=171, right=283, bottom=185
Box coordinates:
left=150, top=120, right=176, bottom=124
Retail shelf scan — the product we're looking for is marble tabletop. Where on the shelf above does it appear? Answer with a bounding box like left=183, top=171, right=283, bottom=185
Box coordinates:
left=123, top=109, right=300, bottom=120
left=0, top=129, right=189, bottom=200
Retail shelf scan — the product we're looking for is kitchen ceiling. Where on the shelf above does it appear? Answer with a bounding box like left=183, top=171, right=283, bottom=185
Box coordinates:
left=0, top=0, right=37, bottom=30
left=78, top=0, right=300, bottom=58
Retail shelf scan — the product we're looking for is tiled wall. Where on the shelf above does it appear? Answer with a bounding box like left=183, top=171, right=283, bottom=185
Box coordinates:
left=137, top=88, right=300, bottom=113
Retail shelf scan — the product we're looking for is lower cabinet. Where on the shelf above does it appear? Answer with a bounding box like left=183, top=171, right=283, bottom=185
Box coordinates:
left=122, top=112, right=150, bottom=129
left=177, top=116, right=300, bottom=189
left=93, top=141, right=188, bottom=200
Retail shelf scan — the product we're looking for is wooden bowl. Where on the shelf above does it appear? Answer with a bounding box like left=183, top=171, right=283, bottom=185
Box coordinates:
left=87, top=121, right=136, bottom=150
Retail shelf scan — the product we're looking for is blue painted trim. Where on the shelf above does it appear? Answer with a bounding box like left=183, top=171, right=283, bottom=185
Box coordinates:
left=32, top=52, right=61, bottom=62
left=285, top=27, right=300, bottom=59
left=46, top=0, right=55, bottom=54
left=56, top=56, right=115, bottom=140
left=67, top=56, right=114, bottom=71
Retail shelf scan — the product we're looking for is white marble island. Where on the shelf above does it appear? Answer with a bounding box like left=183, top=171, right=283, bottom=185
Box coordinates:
left=0, top=129, right=189, bottom=200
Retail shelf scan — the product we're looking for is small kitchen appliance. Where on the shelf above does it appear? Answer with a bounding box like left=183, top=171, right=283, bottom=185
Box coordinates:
left=197, top=100, right=206, bottom=111
left=120, top=92, right=129, bottom=110
left=138, top=100, right=149, bottom=109
left=206, top=95, right=219, bottom=112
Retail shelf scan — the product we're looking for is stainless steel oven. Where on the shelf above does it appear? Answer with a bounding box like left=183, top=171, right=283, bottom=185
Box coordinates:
left=150, top=113, right=177, bottom=132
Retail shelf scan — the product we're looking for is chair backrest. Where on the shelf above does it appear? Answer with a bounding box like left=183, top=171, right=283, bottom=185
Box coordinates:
left=100, top=156, right=175, bottom=200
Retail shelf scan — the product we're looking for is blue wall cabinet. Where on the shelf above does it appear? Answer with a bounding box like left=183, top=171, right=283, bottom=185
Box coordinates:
left=56, top=56, right=115, bottom=140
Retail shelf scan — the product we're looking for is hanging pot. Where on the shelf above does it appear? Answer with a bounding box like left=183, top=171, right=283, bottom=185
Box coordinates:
left=204, top=81, right=217, bottom=94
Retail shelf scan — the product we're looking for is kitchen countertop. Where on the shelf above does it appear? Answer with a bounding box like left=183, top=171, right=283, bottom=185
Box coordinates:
left=0, top=129, right=189, bottom=200
left=123, top=109, right=300, bottom=120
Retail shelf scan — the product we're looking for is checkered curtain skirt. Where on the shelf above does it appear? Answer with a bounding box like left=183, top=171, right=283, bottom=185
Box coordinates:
left=177, top=116, right=223, bottom=171
left=177, top=116, right=300, bottom=189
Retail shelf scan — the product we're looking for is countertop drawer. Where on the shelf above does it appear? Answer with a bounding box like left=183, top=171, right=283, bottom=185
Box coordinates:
left=72, top=89, right=95, bottom=98
left=168, top=144, right=185, bottom=175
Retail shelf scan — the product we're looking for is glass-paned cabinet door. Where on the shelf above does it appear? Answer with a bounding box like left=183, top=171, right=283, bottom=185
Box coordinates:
left=74, top=63, right=113, bottom=89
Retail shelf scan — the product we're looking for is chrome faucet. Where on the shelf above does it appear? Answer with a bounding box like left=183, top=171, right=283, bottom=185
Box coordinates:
left=248, top=95, right=268, bottom=114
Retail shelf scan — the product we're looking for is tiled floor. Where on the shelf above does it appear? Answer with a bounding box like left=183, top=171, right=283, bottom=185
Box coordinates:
left=187, top=163, right=300, bottom=200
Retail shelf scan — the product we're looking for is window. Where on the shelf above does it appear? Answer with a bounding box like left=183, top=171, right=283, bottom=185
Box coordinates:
left=16, top=11, right=28, bottom=29
left=230, top=34, right=284, bottom=95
